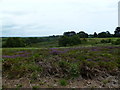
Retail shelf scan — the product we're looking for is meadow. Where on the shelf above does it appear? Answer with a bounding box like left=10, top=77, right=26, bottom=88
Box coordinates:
left=2, top=38, right=120, bottom=88
left=24, top=37, right=120, bottom=48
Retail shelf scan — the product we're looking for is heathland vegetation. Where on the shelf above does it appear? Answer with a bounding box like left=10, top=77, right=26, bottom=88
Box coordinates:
left=2, top=27, right=120, bottom=88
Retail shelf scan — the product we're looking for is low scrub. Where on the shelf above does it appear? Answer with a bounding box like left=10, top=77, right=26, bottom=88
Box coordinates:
left=112, top=39, right=120, bottom=45
left=2, top=46, right=120, bottom=80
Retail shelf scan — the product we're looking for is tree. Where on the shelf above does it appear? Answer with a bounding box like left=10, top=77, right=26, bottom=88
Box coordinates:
left=59, top=35, right=81, bottom=46
left=64, top=31, right=76, bottom=37
left=77, top=31, right=88, bottom=38
left=93, top=32, right=98, bottom=37
left=98, top=31, right=112, bottom=38
left=59, top=36, right=69, bottom=46
left=114, top=27, right=120, bottom=37
left=69, top=35, right=81, bottom=46
left=5, top=37, right=25, bottom=47
left=106, top=31, right=112, bottom=37
left=98, top=32, right=107, bottom=38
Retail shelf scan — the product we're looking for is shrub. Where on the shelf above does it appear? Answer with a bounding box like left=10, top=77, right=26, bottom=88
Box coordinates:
left=59, top=60, right=69, bottom=68
left=101, top=39, right=111, bottom=43
left=32, top=86, right=40, bottom=89
left=4, top=37, right=25, bottom=47
left=16, top=84, right=22, bottom=88
left=112, top=39, right=120, bottom=45
left=31, top=72, right=38, bottom=80
left=69, top=63, right=80, bottom=77
left=58, top=60, right=70, bottom=74
left=116, top=59, right=120, bottom=68
left=59, top=35, right=81, bottom=46
left=58, top=36, right=69, bottom=46
left=59, top=79, right=68, bottom=86
left=98, top=61, right=117, bottom=71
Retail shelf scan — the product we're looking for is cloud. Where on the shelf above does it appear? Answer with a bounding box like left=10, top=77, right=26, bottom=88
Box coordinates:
left=1, top=0, right=119, bottom=36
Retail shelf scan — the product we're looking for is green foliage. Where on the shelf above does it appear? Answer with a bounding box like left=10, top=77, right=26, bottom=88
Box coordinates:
left=23, top=63, right=43, bottom=72
left=102, top=80, right=109, bottom=85
left=2, top=37, right=120, bottom=48
left=16, top=84, right=22, bottom=88
left=59, top=60, right=69, bottom=67
left=77, top=31, right=88, bottom=38
left=81, top=60, right=97, bottom=68
left=59, top=79, right=68, bottom=86
left=69, top=63, right=80, bottom=77
left=116, top=59, right=120, bottom=68
left=58, top=60, right=70, bottom=75
left=4, top=37, right=25, bottom=47
left=59, top=35, right=81, bottom=46
left=98, top=31, right=112, bottom=38
left=64, top=31, right=76, bottom=36
left=114, top=27, right=120, bottom=37
left=31, top=72, right=38, bottom=80
left=112, top=39, right=120, bottom=45
left=93, top=32, right=98, bottom=37
left=32, top=86, right=40, bottom=89
left=58, top=36, right=69, bottom=46
left=80, top=38, right=88, bottom=44
left=59, top=61, right=80, bottom=77
left=25, top=37, right=44, bottom=45
left=101, top=39, right=111, bottom=43
left=3, top=57, right=42, bottom=79
left=98, top=61, right=117, bottom=71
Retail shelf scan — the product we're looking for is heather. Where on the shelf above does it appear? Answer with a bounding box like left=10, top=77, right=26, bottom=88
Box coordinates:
left=2, top=46, right=120, bottom=88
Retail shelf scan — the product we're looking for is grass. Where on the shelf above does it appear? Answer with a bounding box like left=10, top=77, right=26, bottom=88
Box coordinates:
left=2, top=38, right=119, bottom=48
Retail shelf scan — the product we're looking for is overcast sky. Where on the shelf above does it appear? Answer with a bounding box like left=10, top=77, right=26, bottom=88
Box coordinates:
left=0, top=0, right=119, bottom=37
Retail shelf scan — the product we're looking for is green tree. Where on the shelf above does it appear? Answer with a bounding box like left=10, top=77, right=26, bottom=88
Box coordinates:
left=69, top=35, right=81, bottom=45
left=114, top=27, right=120, bottom=37
left=98, top=32, right=107, bottom=38
left=59, top=36, right=69, bottom=46
left=98, top=31, right=112, bottom=38
left=93, top=32, right=98, bottom=37
left=77, top=31, right=88, bottom=38
left=64, top=31, right=76, bottom=37
left=5, top=37, right=25, bottom=47
left=106, top=31, right=112, bottom=37
left=59, top=35, right=81, bottom=46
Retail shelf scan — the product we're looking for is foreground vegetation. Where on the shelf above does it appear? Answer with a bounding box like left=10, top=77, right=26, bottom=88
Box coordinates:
left=2, top=45, right=120, bottom=88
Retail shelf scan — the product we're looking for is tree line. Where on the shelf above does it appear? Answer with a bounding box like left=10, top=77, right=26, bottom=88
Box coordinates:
left=2, top=27, right=120, bottom=47
left=59, top=27, right=120, bottom=46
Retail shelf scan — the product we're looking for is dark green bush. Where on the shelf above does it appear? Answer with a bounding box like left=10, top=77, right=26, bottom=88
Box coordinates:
left=101, top=39, right=111, bottom=43
left=59, top=35, right=81, bottom=46
left=112, top=39, right=120, bottom=45
left=3, top=37, right=25, bottom=47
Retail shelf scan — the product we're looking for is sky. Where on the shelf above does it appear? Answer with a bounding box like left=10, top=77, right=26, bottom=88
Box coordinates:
left=0, top=0, right=119, bottom=37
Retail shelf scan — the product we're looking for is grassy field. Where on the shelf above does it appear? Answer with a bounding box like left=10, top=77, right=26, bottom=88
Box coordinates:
left=2, top=37, right=120, bottom=48
left=27, top=37, right=120, bottom=48
left=2, top=43, right=120, bottom=88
